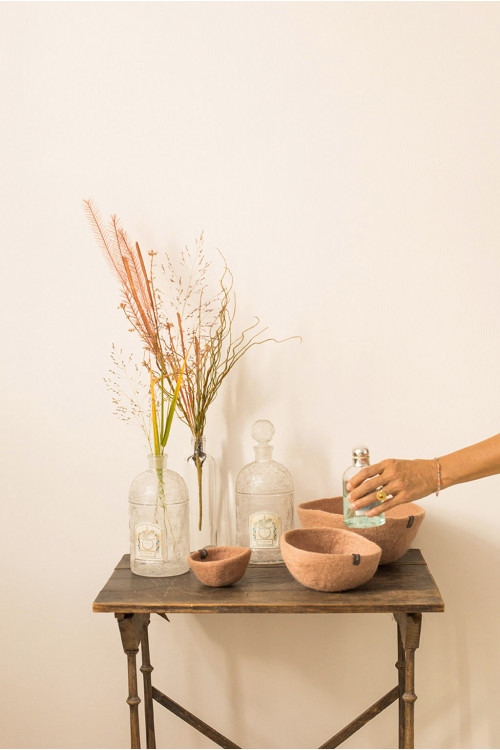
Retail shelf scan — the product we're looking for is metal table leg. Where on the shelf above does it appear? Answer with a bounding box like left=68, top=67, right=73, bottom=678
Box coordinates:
left=140, top=617, right=156, bottom=749
left=116, top=613, right=149, bottom=749
left=394, top=613, right=422, bottom=749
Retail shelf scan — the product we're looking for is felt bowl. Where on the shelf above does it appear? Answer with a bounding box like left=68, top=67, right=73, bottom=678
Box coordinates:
left=297, top=497, right=425, bottom=565
left=280, top=527, right=381, bottom=592
left=188, top=546, right=251, bottom=587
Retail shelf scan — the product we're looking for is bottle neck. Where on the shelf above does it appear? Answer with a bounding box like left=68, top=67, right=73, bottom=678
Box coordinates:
left=148, top=454, right=168, bottom=471
left=254, top=445, right=273, bottom=462
left=353, top=457, right=369, bottom=468
left=192, top=435, right=206, bottom=454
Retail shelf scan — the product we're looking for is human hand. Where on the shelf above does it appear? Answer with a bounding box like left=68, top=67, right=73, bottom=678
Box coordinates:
left=345, top=458, right=437, bottom=516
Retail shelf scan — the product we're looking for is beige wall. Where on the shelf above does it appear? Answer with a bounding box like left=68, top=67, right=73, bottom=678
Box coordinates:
left=1, top=2, right=500, bottom=748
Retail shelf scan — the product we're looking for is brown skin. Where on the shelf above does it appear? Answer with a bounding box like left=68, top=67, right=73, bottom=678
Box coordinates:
left=346, top=434, right=500, bottom=516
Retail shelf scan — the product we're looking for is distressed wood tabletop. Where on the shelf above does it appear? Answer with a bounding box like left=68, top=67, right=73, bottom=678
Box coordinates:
left=93, top=548, right=444, bottom=615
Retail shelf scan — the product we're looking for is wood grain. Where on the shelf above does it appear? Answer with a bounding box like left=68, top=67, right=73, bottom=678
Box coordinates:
left=93, top=549, right=444, bottom=615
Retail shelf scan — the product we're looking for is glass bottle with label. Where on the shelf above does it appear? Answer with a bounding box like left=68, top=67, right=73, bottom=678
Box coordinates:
left=129, top=454, right=190, bottom=576
left=343, top=445, right=385, bottom=528
left=235, top=420, right=294, bottom=564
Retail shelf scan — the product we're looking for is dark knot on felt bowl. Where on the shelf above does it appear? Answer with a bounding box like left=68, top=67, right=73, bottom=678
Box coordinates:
left=297, top=497, right=425, bottom=565
left=280, top=528, right=381, bottom=592
left=188, top=546, right=251, bottom=587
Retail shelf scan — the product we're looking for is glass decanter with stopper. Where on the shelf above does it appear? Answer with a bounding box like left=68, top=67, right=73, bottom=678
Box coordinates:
left=343, top=444, right=385, bottom=528
left=235, top=419, right=294, bottom=564
left=129, top=454, right=190, bottom=577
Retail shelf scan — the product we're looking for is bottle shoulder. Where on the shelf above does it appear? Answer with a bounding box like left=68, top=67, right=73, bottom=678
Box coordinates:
left=342, top=463, right=369, bottom=481
left=236, top=459, right=293, bottom=494
left=129, top=466, right=188, bottom=504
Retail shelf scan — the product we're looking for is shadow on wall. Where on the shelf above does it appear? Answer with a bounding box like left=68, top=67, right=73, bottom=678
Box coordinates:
left=418, top=512, right=500, bottom=749
left=191, top=356, right=500, bottom=749
left=217, top=352, right=335, bottom=545
left=218, top=360, right=248, bottom=546
left=183, top=610, right=397, bottom=749
left=218, top=357, right=276, bottom=546
left=176, top=512, right=500, bottom=749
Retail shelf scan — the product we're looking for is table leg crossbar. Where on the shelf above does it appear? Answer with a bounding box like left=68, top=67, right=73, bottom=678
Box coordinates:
left=319, top=686, right=399, bottom=749
left=116, top=611, right=422, bottom=750
left=151, top=682, right=399, bottom=750
left=152, top=685, right=241, bottom=749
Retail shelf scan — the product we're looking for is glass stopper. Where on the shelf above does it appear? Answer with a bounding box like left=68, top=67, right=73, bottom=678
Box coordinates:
left=251, top=419, right=275, bottom=445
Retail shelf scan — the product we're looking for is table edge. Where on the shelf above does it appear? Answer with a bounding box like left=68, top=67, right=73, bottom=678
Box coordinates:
left=93, top=602, right=445, bottom=614
left=93, top=547, right=445, bottom=615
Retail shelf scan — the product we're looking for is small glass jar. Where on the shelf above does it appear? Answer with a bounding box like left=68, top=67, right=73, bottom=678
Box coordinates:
left=235, top=420, right=294, bottom=564
left=129, top=454, right=190, bottom=577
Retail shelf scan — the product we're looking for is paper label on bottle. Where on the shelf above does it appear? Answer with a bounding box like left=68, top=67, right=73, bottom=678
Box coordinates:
left=250, top=512, right=280, bottom=549
left=135, top=523, right=162, bottom=561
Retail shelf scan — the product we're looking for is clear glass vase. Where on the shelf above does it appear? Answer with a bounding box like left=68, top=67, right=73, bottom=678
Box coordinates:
left=185, top=435, right=217, bottom=550
left=129, top=454, right=190, bottom=577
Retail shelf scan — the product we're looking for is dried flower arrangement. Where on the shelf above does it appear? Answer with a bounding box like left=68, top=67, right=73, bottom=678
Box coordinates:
left=84, top=199, right=300, bottom=530
left=84, top=199, right=187, bottom=458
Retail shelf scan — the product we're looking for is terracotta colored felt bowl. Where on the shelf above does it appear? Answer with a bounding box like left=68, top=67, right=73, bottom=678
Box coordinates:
left=280, top=528, right=381, bottom=592
left=297, top=497, right=425, bottom=565
left=188, top=547, right=251, bottom=587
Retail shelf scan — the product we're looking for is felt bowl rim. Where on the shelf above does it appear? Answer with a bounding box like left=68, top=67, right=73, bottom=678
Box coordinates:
left=298, top=497, right=425, bottom=521
left=189, top=546, right=251, bottom=566
left=282, top=527, right=381, bottom=559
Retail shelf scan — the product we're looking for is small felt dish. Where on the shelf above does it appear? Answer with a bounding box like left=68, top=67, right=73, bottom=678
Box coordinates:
left=297, top=497, right=425, bottom=565
left=280, top=527, right=381, bottom=592
left=188, top=546, right=251, bottom=587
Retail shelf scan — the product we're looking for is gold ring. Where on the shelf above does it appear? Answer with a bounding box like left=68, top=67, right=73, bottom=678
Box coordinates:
left=376, top=489, right=387, bottom=502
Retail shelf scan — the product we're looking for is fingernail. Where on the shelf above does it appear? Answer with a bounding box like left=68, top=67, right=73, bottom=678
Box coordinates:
left=346, top=482, right=352, bottom=491
left=349, top=503, right=356, bottom=510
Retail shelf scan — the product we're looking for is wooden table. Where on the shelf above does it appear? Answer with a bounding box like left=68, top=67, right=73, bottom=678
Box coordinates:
left=93, top=548, right=444, bottom=749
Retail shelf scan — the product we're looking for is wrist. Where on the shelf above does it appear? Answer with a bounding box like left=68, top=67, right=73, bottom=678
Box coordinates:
left=438, top=455, right=453, bottom=491
left=426, top=458, right=440, bottom=496
left=434, top=457, right=442, bottom=495
left=412, top=459, right=440, bottom=499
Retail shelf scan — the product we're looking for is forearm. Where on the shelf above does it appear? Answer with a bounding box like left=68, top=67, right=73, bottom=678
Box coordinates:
left=439, top=433, right=500, bottom=490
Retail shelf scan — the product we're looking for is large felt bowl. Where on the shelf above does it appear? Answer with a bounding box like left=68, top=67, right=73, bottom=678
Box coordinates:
left=297, top=497, right=425, bottom=565
left=188, top=546, right=251, bottom=587
left=280, top=527, right=381, bottom=592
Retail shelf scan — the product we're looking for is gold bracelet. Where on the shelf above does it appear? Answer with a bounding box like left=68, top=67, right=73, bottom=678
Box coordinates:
left=435, top=457, right=441, bottom=496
